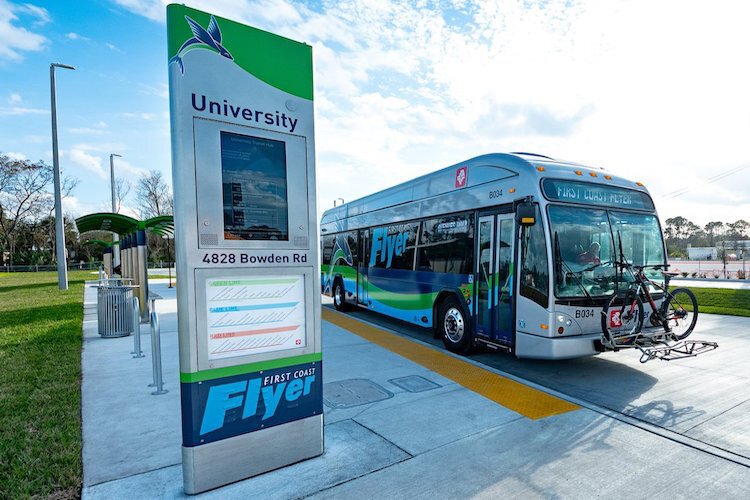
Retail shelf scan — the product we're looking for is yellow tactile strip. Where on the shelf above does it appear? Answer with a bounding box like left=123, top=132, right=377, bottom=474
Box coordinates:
left=323, top=308, right=580, bottom=419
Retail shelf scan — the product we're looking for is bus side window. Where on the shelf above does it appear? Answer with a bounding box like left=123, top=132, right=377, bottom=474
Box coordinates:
left=322, top=234, right=334, bottom=265
left=418, top=213, right=474, bottom=274
left=520, top=206, right=549, bottom=308
left=347, top=232, right=358, bottom=265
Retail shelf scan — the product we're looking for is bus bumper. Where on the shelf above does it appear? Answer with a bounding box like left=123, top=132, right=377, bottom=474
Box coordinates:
left=515, top=331, right=600, bottom=360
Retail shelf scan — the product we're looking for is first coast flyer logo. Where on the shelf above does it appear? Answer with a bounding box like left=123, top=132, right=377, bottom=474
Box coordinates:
left=169, top=15, right=234, bottom=74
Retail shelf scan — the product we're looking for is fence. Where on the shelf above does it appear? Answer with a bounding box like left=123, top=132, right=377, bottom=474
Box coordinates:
left=1, top=261, right=103, bottom=273
left=1, top=261, right=174, bottom=273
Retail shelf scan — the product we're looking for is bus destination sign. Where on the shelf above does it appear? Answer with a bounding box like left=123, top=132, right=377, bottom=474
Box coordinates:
left=542, top=179, right=654, bottom=210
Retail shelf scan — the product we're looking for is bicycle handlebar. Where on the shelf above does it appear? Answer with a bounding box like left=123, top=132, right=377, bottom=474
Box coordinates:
left=614, top=262, right=664, bottom=271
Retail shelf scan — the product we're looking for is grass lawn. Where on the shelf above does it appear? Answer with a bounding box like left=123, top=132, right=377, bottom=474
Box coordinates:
left=147, top=274, right=176, bottom=281
left=671, top=286, right=750, bottom=317
left=0, top=271, right=90, bottom=498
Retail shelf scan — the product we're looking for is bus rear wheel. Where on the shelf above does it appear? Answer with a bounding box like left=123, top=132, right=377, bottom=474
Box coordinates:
left=333, top=279, right=348, bottom=312
left=439, top=297, right=473, bottom=354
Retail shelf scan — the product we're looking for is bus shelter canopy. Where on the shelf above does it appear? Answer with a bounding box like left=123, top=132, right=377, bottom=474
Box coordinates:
left=82, top=239, right=113, bottom=248
left=75, top=213, right=174, bottom=237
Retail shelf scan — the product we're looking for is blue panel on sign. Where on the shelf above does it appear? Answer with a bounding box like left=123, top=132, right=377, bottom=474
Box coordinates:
left=181, top=361, right=322, bottom=447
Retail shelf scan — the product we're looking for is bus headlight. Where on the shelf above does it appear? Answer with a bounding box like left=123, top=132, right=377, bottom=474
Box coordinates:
left=557, top=315, right=573, bottom=327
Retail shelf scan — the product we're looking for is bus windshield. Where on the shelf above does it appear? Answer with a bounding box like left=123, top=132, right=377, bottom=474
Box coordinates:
left=548, top=205, right=665, bottom=298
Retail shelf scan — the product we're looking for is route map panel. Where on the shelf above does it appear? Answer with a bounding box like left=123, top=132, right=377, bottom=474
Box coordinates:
left=205, top=275, right=306, bottom=360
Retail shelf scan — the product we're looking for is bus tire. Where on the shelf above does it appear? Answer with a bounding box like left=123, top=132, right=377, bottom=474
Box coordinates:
left=439, top=296, right=473, bottom=354
left=333, top=279, right=349, bottom=312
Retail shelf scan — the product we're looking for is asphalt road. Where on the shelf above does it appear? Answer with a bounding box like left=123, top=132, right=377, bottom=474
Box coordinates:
left=331, top=302, right=750, bottom=465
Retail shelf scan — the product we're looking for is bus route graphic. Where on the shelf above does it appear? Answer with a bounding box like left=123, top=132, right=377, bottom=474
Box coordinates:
left=205, top=276, right=306, bottom=360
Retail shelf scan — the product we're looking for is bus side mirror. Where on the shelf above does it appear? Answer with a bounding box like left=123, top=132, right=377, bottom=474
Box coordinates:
left=516, top=202, right=536, bottom=227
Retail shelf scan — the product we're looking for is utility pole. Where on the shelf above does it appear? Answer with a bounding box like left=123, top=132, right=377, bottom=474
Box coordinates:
left=50, top=62, right=75, bottom=290
left=110, top=153, right=122, bottom=269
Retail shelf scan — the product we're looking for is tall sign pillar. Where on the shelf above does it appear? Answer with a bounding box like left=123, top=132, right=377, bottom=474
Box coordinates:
left=135, top=228, right=149, bottom=321
left=167, top=4, right=322, bottom=494
left=102, top=246, right=112, bottom=276
left=121, top=235, right=129, bottom=278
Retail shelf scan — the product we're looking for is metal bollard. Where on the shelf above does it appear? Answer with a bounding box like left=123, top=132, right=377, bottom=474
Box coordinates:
left=149, top=299, right=168, bottom=395
left=131, top=296, right=144, bottom=358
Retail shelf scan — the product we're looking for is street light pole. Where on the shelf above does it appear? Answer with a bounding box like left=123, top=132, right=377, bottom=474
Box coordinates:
left=50, top=63, right=75, bottom=290
left=110, top=153, right=122, bottom=269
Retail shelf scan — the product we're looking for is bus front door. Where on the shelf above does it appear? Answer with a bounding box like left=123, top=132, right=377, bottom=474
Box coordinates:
left=475, top=214, right=515, bottom=346
left=358, top=229, right=369, bottom=306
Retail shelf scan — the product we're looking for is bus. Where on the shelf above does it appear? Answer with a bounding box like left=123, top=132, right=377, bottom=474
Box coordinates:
left=320, top=153, right=667, bottom=359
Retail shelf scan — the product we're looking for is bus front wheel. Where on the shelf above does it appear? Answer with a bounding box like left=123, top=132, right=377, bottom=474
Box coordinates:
left=333, top=279, right=348, bottom=312
left=439, top=297, right=473, bottom=354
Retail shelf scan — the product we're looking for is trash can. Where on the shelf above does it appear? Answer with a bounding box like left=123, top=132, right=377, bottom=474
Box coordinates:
left=96, top=285, right=135, bottom=337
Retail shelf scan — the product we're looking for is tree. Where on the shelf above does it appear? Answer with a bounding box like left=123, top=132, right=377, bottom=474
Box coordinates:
left=0, top=152, right=80, bottom=267
left=704, top=221, right=725, bottom=246
left=664, top=216, right=699, bottom=252
left=0, top=154, right=54, bottom=266
left=135, top=170, right=173, bottom=218
left=727, top=219, right=749, bottom=241
left=114, top=178, right=131, bottom=213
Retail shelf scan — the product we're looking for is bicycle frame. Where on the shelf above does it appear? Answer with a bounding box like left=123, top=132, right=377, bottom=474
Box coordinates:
left=605, top=264, right=669, bottom=347
left=629, top=267, right=665, bottom=323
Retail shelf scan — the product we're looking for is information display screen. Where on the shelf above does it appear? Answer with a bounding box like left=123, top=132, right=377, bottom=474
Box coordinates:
left=221, top=131, right=289, bottom=240
left=542, top=179, right=655, bottom=210
left=205, top=275, right=306, bottom=361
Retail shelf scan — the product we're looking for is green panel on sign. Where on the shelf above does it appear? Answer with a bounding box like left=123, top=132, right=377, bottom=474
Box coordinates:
left=166, top=4, right=313, bottom=100
left=209, top=278, right=299, bottom=286
left=181, top=352, right=323, bottom=383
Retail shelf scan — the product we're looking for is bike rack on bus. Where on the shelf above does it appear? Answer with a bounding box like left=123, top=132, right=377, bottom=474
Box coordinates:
left=637, top=339, right=719, bottom=363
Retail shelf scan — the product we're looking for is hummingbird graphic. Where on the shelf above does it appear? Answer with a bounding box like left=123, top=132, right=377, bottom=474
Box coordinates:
left=169, top=15, right=233, bottom=74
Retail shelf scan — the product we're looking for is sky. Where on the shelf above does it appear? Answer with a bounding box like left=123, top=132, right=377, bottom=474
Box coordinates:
left=1, top=0, right=749, bottom=227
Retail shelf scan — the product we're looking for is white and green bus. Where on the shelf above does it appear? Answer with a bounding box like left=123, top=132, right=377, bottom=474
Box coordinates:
left=320, top=153, right=666, bottom=359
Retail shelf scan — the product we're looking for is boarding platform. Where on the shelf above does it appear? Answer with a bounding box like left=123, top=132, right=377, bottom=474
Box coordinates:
left=81, top=281, right=750, bottom=498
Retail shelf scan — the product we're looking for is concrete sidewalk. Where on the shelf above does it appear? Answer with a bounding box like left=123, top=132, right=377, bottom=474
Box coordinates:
left=81, top=282, right=750, bottom=499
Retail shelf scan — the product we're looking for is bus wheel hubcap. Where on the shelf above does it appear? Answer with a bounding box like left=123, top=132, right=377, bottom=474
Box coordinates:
left=444, top=308, right=464, bottom=343
left=335, top=285, right=342, bottom=306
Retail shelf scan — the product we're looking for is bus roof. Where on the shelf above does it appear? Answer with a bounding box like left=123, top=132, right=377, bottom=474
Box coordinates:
left=320, top=152, right=650, bottom=227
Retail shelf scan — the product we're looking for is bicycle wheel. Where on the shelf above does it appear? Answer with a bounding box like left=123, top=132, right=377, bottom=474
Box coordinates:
left=602, top=290, right=644, bottom=345
left=662, top=288, right=698, bottom=340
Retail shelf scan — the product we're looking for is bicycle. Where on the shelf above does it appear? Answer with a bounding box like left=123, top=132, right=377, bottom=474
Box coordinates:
left=601, top=262, right=699, bottom=350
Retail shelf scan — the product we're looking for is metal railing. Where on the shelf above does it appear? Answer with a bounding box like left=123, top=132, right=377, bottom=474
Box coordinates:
left=148, top=297, right=167, bottom=396
left=131, top=296, right=145, bottom=359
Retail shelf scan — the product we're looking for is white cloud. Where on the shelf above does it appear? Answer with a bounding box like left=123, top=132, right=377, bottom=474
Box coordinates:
left=123, top=112, right=158, bottom=121
left=23, top=134, right=47, bottom=144
left=113, top=158, right=148, bottom=179
left=71, top=142, right=127, bottom=153
left=6, top=151, right=26, bottom=160
left=138, top=83, right=169, bottom=99
left=119, top=0, right=750, bottom=225
left=105, top=42, right=122, bottom=52
left=0, top=0, right=48, bottom=59
left=62, top=149, right=107, bottom=179
left=69, top=121, right=109, bottom=135
left=62, top=195, right=82, bottom=216
left=15, top=2, right=49, bottom=25
left=112, top=0, right=167, bottom=22
left=7, top=91, right=21, bottom=104
left=0, top=105, right=47, bottom=115
left=66, top=32, right=89, bottom=41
